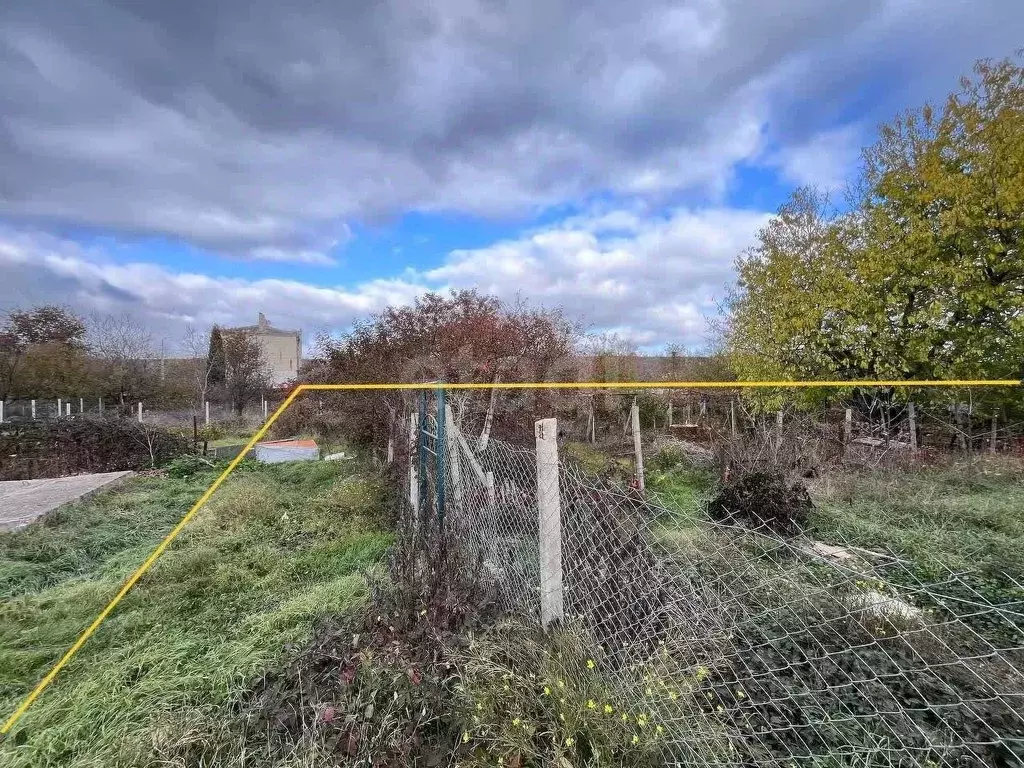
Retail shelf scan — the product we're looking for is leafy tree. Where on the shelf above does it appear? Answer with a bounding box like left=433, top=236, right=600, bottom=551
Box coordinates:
left=207, top=326, right=227, bottom=386
left=0, top=305, right=89, bottom=400
left=308, top=290, right=577, bottom=444
left=727, top=56, right=1024, bottom=407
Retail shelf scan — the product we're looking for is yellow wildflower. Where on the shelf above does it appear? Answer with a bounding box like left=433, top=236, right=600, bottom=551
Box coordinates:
left=566, top=737, right=575, bottom=747
left=462, top=732, right=470, bottom=744
left=735, top=689, right=746, bottom=699
left=656, top=725, right=664, bottom=735
left=587, top=699, right=596, bottom=710
left=637, top=714, right=648, bottom=727
left=543, top=686, right=551, bottom=696
left=558, top=679, right=565, bottom=688
left=646, top=687, right=653, bottom=696
left=603, top=704, right=614, bottom=715
left=512, top=718, right=521, bottom=726
left=668, top=691, right=678, bottom=701
left=695, top=665, right=709, bottom=681
left=586, top=659, right=596, bottom=670
left=716, top=705, right=724, bottom=713
left=621, top=712, right=629, bottom=722
left=632, top=735, right=639, bottom=745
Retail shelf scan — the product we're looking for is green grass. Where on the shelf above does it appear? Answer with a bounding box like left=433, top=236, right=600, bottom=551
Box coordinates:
left=810, top=461, right=1024, bottom=579
left=0, top=460, right=392, bottom=768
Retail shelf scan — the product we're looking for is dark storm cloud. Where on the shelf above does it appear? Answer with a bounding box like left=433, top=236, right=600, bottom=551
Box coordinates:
left=1, top=0, right=1021, bottom=262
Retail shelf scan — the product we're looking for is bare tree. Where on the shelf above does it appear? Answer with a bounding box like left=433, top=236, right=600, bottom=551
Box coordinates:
left=222, top=330, right=270, bottom=416
left=87, top=313, right=155, bottom=407
left=182, top=324, right=216, bottom=415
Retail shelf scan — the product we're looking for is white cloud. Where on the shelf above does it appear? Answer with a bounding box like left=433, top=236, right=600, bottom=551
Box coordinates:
left=768, top=124, right=864, bottom=191
left=0, top=205, right=770, bottom=351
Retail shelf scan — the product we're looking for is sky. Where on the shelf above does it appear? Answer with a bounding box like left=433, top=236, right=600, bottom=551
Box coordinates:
left=1, top=0, right=1021, bottom=353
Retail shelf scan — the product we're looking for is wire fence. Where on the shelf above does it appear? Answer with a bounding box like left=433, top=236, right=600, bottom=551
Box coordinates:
left=403, top=390, right=1024, bottom=766
left=0, top=397, right=271, bottom=429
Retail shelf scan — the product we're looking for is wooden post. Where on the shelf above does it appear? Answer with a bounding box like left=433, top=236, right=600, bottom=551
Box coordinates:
left=31, top=399, right=36, bottom=419
left=631, top=402, right=645, bottom=493
left=204, top=400, right=210, bottom=427
left=409, top=412, right=419, bottom=516
left=908, top=402, right=918, bottom=451
left=479, top=377, right=499, bottom=451
left=445, top=404, right=462, bottom=510
left=137, top=402, right=143, bottom=423
left=535, top=418, right=564, bottom=628
left=485, top=470, right=496, bottom=510
left=844, top=408, right=852, bottom=445
left=955, top=403, right=967, bottom=451
left=990, top=413, right=998, bottom=455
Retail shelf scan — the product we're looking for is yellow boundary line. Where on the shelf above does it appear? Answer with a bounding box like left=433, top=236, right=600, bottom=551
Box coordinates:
left=1, top=377, right=1020, bottom=737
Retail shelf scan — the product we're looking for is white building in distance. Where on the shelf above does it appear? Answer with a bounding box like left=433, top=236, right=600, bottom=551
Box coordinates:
left=224, top=313, right=301, bottom=386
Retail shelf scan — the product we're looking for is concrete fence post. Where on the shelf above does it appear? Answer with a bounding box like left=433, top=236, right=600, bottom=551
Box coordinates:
left=79, top=397, right=84, bottom=414
left=667, top=401, right=673, bottom=428
left=137, top=402, right=143, bottom=423
left=31, top=399, right=36, bottom=419
left=991, top=413, right=998, bottom=455
left=0, top=400, right=4, bottom=423
left=204, top=400, right=210, bottom=427
left=66, top=401, right=71, bottom=417
left=908, top=402, right=918, bottom=451
left=98, top=397, right=103, bottom=415
left=730, top=399, right=738, bottom=438
left=535, top=417, right=564, bottom=628
left=408, top=412, right=419, bottom=517
left=57, top=398, right=62, bottom=418
left=844, top=408, right=852, bottom=445
left=631, top=401, right=645, bottom=493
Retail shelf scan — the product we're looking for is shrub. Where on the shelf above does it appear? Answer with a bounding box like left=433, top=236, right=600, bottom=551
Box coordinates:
left=705, top=471, right=811, bottom=537
left=0, top=416, right=190, bottom=480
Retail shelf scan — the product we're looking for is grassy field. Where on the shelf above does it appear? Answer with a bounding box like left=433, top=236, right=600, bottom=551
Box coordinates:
left=0, top=458, right=392, bottom=768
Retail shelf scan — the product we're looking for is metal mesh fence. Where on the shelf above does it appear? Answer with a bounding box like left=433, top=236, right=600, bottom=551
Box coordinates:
left=405, top=390, right=1024, bottom=766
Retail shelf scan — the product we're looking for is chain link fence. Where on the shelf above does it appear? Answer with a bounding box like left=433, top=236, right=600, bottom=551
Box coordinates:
left=401, top=388, right=1024, bottom=766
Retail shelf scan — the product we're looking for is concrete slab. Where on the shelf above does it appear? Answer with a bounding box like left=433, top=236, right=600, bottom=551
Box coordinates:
left=0, top=471, right=134, bottom=532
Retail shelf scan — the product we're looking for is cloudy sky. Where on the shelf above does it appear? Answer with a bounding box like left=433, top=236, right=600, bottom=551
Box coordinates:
left=1, top=1, right=1021, bottom=352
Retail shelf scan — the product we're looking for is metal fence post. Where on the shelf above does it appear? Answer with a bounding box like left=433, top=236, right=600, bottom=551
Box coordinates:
left=631, top=401, right=645, bottom=493
left=535, top=417, right=564, bottom=627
